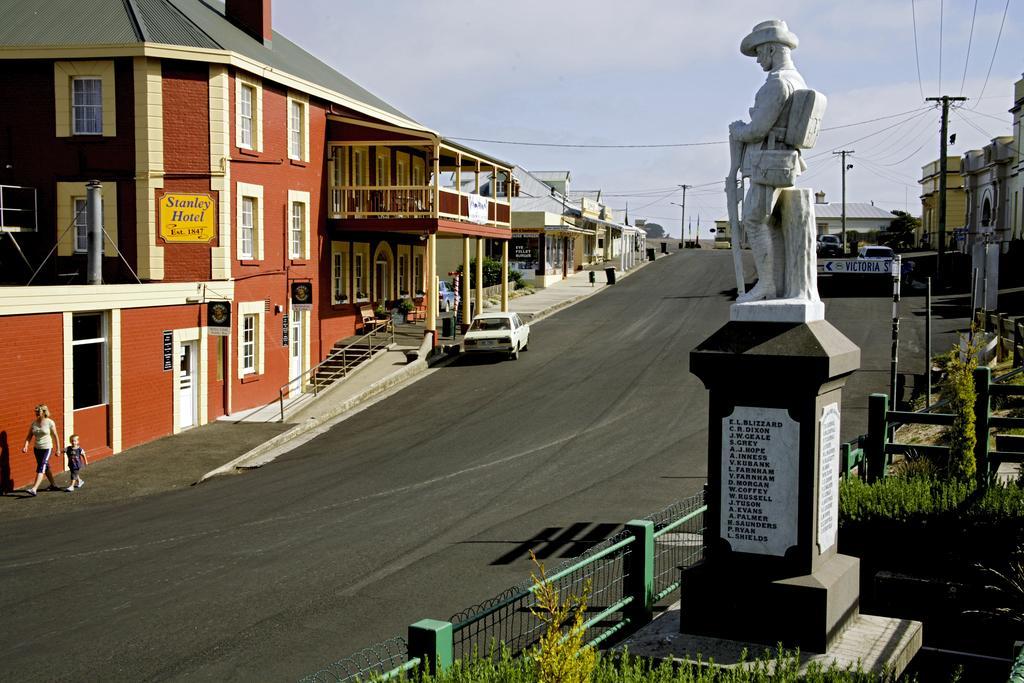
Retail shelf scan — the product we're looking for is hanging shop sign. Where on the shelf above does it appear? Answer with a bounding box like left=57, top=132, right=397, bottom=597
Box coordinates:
left=207, top=301, right=232, bottom=337
left=291, top=281, right=313, bottom=311
left=159, top=193, right=216, bottom=243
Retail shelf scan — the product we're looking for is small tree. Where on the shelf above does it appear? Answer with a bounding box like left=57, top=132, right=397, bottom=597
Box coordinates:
left=456, top=257, right=523, bottom=288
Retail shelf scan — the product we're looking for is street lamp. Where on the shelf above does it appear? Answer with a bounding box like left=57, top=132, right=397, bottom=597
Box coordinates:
left=671, top=202, right=684, bottom=244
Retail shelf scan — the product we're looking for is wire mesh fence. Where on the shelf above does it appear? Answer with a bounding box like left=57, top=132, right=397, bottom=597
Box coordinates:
left=645, top=493, right=707, bottom=601
left=296, top=493, right=706, bottom=682
left=447, top=529, right=635, bottom=662
left=296, top=636, right=411, bottom=683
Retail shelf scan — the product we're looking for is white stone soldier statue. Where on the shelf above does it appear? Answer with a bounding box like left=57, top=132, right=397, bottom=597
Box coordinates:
left=727, top=20, right=826, bottom=305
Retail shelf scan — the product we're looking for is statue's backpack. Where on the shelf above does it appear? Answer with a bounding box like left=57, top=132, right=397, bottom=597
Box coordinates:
left=785, top=89, right=827, bottom=149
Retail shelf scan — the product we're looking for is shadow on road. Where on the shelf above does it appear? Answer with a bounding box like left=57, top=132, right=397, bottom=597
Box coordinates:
left=460, top=522, right=625, bottom=565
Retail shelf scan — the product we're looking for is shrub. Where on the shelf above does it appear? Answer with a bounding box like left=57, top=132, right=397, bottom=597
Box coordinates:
left=528, top=550, right=595, bottom=683
left=941, top=346, right=977, bottom=482
left=456, top=258, right=525, bottom=289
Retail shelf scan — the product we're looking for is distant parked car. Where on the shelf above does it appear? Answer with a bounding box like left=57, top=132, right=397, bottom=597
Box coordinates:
left=437, top=280, right=456, bottom=312
left=857, top=246, right=894, bottom=260
left=816, top=234, right=843, bottom=258
left=462, top=312, right=530, bottom=360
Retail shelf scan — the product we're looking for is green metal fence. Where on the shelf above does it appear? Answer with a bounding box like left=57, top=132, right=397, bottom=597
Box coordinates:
left=298, top=493, right=707, bottom=682
left=841, top=366, right=1024, bottom=484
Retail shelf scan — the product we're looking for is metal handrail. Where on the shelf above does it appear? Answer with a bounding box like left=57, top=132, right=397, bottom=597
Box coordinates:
left=277, top=321, right=395, bottom=422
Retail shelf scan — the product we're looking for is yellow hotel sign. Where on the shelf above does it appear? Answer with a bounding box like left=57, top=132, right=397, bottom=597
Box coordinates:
left=159, top=193, right=216, bottom=243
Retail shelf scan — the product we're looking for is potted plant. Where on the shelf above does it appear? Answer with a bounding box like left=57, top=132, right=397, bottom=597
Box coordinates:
left=374, top=303, right=387, bottom=319
left=398, top=298, right=415, bottom=322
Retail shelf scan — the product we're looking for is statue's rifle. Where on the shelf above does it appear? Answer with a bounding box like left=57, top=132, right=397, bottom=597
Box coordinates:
left=725, top=135, right=746, bottom=295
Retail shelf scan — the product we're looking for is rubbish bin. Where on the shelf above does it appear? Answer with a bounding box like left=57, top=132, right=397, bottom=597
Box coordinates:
left=646, top=248, right=656, bottom=261
left=604, top=266, right=616, bottom=285
left=660, top=242, right=668, bottom=254
left=441, top=312, right=456, bottom=338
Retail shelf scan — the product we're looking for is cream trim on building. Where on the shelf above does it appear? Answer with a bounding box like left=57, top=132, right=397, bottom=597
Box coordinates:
left=171, top=327, right=208, bottom=434
left=287, top=189, right=311, bottom=260
left=286, top=90, right=309, bottom=162
left=412, top=245, right=426, bottom=295
left=236, top=181, right=264, bottom=260
left=133, top=56, right=164, bottom=280
left=62, top=312, right=74, bottom=450
left=397, top=244, right=411, bottom=296
left=353, top=242, right=370, bottom=301
left=0, top=280, right=235, bottom=315
left=110, top=308, right=122, bottom=453
left=55, top=181, right=119, bottom=257
left=54, top=60, right=116, bottom=137
left=235, top=71, right=263, bottom=152
left=236, top=300, right=265, bottom=378
left=209, top=64, right=232, bottom=280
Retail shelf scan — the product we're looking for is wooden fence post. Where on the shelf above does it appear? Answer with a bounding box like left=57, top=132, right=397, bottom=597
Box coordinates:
left=1014, top=318, right=1022, bottom=367
left=997, top=314, right=1007, bottom=362
left=866, top=393, right=889, bottom=482
left=973, top=366, right=992, bottom=486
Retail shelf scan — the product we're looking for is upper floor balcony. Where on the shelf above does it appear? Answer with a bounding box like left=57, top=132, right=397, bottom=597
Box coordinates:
left=327, top=138, right=512, bottom=231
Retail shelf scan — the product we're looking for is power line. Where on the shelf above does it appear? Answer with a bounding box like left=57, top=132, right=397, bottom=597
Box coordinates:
left=447, top=107, right=933, bottom=150
left=954, top=106, right=1012, bottom=126
left=974, top=0, right=1011, bottom=107
left=806, top=107, right=936, bottom=161
left=960, top=0, right=978, bottom=95
left=911, top=0, right=925, bottom=100
left=953, top=107, right=996, bottom=139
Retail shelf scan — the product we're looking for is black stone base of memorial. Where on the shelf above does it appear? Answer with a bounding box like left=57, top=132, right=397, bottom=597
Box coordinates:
left=681, top=319, right=862, bottom=653
left=679, top=553, right=860, bottom=653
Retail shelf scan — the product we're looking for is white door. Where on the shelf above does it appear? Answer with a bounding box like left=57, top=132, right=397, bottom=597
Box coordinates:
left=178, top=342, right=197, bottom=429
left=289, top=314, right=304, bottom=394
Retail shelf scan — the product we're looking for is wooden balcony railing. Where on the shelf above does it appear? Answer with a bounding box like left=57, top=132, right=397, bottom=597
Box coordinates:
left=330, top=186, right=433, bottom=218
left=330, top=184, right=510, bottom=227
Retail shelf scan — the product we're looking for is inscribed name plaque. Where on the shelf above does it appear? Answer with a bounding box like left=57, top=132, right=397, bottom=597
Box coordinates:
left=721, top=406, right=799, bottom=556
left=817, top=402, right=840, bottom=553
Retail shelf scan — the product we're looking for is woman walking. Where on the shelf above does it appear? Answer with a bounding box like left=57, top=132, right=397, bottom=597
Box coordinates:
left=21, top=404, right=60, bottom=496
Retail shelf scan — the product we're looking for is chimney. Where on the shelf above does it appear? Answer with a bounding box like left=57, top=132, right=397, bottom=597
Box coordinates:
left=226, top=0, right=272, bottom=46
left=814, top=190, right=826, bottom=204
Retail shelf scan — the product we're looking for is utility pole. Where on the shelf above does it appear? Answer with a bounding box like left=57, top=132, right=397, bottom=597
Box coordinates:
left=925, top=95, right=967, bottom=279
left=678, top=184, right=690, bottom=243
left=833, top=151, right=854, bottom=255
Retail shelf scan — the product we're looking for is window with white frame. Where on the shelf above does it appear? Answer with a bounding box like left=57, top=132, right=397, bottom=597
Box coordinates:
left=236, top=182, right=263, bottom=260
left=354, top=252, right=366, bottom=300
left=242, top=314, right=256, bottom=374
left=413, top=252, right=424, bottom=295
left=290, top=201, right=303, bottom=258
left=72, top=77, right=103, bottom=135
left=73, top=198, right=89, bottom=253
left=72, top=313, right=108, bottom=409
left=288, top=99, right=305, bottom=160
left=398, top=254, right=408, bottom=296
left=240, top=196, right=255, bottom=259
left=331, top=243, right=349, bottom=304
left=238, top=84, right=254, bottom=149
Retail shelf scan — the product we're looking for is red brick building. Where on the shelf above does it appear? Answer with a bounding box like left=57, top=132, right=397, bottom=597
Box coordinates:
left=0, top=0, right=512, bottom=491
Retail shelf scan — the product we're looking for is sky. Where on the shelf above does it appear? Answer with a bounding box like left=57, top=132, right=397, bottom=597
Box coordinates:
left=276, top=1, right=1021, bottom=239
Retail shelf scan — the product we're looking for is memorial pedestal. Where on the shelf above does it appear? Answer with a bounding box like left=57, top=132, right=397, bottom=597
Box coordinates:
left=682, top=319, right=861, bottom=653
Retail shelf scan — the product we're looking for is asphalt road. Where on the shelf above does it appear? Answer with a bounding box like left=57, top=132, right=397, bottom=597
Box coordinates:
left=0, top=250, right=960, bottom=681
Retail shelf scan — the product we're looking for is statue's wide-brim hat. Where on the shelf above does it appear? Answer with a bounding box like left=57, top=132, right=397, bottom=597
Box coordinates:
left=740, top=19, right=799, bottom=56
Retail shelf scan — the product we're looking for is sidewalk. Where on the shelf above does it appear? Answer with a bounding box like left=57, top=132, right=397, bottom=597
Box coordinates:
left=0, top=253, right=661, bottom=517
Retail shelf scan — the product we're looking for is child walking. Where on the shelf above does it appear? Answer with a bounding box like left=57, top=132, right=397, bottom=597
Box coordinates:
left=64, top=434, right=88, bottom=492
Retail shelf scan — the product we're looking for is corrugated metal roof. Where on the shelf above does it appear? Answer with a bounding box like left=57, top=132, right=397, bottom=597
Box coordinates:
left=813, top=203, right=895, bottom=219
left=135, top=0, right=219, bottom=48
left=512, top=166, right=581, bottom=216
left=0, top=0, right=138, bottom=45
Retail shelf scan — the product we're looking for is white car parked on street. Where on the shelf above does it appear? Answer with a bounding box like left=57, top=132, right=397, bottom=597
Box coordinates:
left=462, top=312, right=530, bottom=360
